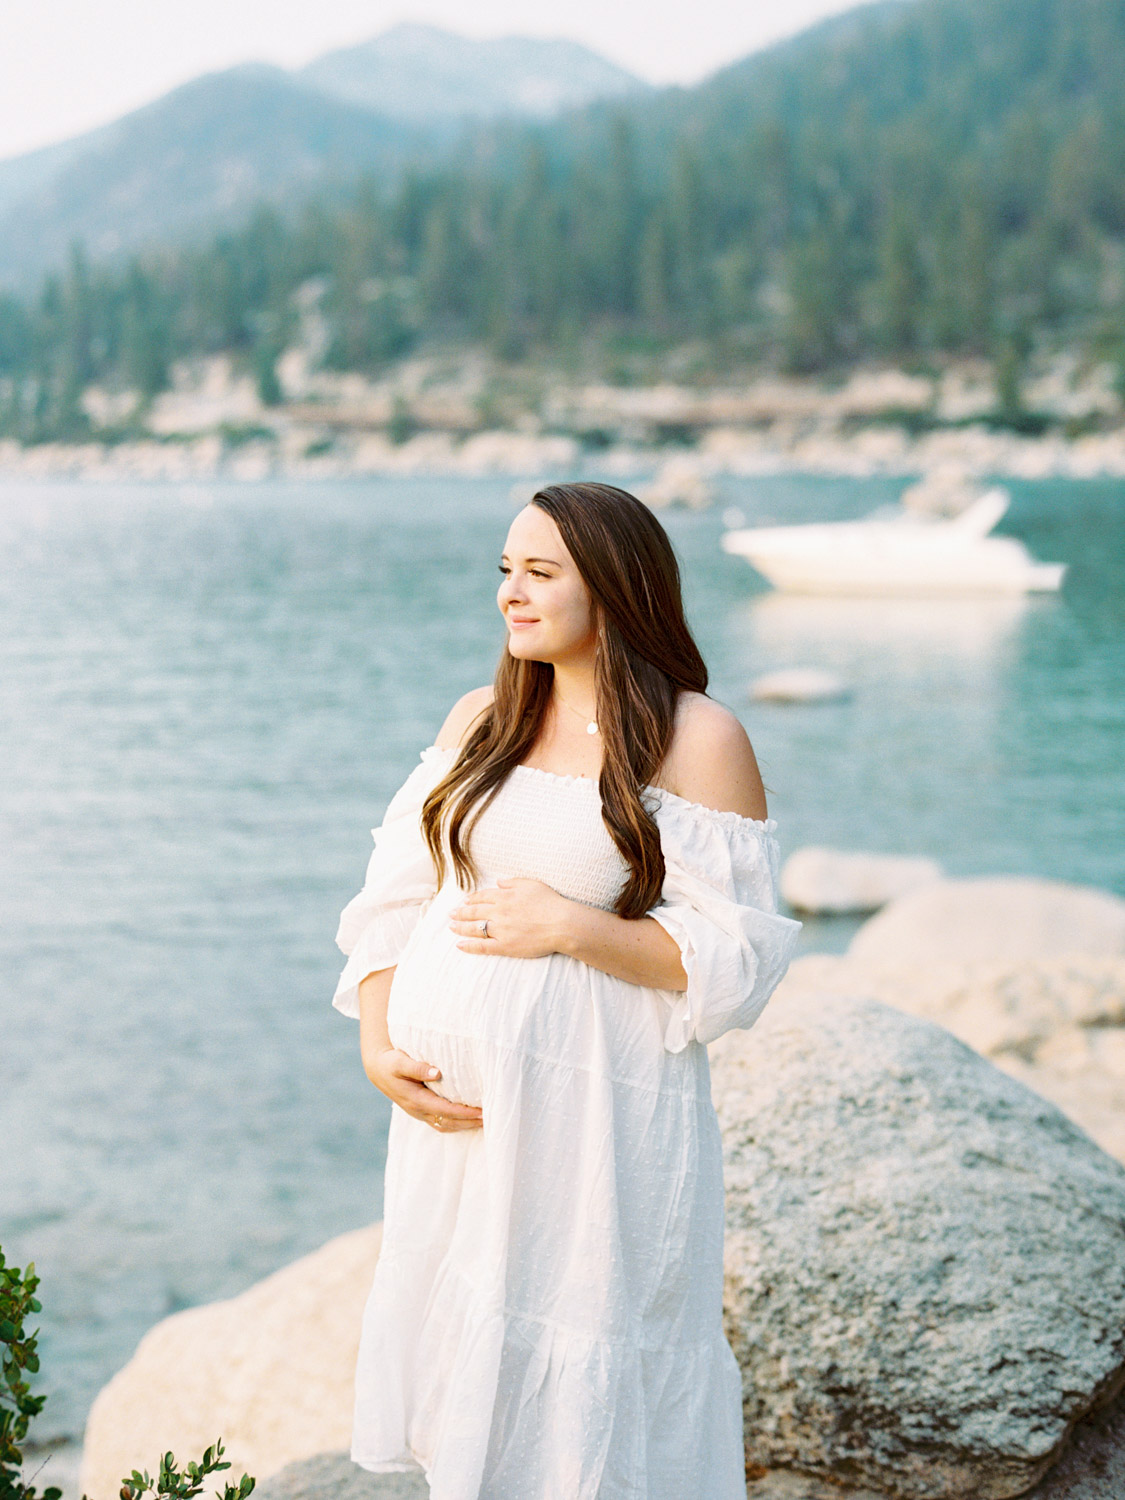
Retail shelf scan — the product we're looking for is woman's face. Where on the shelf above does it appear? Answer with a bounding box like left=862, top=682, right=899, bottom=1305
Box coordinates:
left=497, top=505, right=597, bottom=666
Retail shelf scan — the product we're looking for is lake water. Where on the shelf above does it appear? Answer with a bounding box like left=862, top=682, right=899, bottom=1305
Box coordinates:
left=1, top=473, right=1123, bottom=1444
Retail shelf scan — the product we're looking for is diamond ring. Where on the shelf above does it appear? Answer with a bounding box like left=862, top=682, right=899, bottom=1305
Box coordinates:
left=434, top=1116, right=445, bottom=1129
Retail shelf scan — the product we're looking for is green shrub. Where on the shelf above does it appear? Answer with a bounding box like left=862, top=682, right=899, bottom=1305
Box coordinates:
left=1, top=1249, right=253, bottom=1500
left=118, top=1442, right=254, bottom=1500
left=1, top=1249, right=58, bottom=1500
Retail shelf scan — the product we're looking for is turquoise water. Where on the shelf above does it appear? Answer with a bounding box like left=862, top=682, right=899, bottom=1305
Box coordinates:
left=1, top=474, right=1122, bottom=1440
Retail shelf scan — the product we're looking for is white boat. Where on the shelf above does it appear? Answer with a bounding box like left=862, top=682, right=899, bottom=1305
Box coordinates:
left=721, top=488, right=1066, bottom=595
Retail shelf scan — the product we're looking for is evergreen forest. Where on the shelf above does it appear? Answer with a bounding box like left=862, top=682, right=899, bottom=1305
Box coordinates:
left=2, top=0, right=1124, bottom=441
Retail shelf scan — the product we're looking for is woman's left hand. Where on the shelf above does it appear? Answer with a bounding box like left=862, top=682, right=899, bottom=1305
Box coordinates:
left=450, top=877, right=576, bottom=959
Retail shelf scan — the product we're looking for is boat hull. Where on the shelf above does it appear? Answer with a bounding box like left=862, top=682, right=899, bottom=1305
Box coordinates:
left=721, top=520, right=1066, bottom=595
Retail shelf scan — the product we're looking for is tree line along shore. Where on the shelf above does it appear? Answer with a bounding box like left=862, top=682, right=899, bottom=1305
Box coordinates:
left=1, top=0, right=1124, bottom=464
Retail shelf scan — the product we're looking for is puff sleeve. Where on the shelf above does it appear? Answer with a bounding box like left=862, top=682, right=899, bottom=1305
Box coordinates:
left=644, top=792, right=803, bottom=1053
left=331, top=743, right=456, bottom=1018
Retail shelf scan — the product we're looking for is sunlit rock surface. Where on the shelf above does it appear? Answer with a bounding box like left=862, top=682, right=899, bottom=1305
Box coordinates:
left=780, top=847, right=941, bottom=914
left=80, top=1224, right=382, bottom=1498
left=849, top=876, right=1125, bottom=966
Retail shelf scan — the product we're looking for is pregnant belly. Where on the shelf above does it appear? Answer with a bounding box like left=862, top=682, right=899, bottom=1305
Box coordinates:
left=384, top=887, right=613, bottom=1109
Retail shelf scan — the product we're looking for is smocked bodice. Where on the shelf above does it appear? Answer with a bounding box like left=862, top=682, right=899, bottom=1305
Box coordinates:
left=465, top=763, right=629, bottom=912
left=334, top=741, right=802, bottom=1050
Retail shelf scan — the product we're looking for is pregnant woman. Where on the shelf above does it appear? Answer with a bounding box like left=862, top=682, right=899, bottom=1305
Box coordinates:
left=332, top=481, right=801, bottom=1499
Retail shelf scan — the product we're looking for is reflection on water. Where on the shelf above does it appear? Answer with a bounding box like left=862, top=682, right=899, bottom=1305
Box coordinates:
left=727, top=591, right=1054, bottom=961
left=740, top=591, right=1034, bottom=681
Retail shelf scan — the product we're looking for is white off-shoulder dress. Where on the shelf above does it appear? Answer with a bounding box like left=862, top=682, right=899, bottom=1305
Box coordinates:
left=332, top=744, right=801, bottom=1500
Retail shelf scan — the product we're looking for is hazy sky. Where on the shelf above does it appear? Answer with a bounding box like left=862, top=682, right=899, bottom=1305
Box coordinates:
left=0, top=0, right=868, bottom=162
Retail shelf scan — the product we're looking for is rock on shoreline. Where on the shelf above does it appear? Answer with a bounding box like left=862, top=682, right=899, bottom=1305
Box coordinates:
left=780, top=847, right=941, bottom=914
left=780, top=952, right=1125, bottom=1166
left=849, top=877, right=1125, bottom=966
left=711, top=990, right=1125, bottom=1498
left=4, top=415, right=1125, bottom=485
left=80, top=1224, right=382, bottom=1499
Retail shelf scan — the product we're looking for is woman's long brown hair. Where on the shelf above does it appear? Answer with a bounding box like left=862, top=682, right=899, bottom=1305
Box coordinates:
left=420, top=482, right=709, bottom=919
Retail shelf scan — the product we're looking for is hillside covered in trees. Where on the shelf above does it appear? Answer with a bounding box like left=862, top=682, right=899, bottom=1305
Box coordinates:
left=0, top=25, right=647, bottom=289
left=2, top=0, right=1124, bottom=444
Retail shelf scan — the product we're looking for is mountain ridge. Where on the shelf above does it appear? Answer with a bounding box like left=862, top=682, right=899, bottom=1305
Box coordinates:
left=299, top=22, right=646, bottom=122
left=0, top=23, right=648, bottom=290
left=0, top=66, right=425, bottom=290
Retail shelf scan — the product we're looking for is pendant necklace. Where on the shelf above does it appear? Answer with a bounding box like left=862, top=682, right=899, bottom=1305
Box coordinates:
left=554, top=688, right=599, bottom=735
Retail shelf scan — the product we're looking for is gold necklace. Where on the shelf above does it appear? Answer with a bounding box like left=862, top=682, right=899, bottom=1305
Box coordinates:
left=554, top=688, right=599, bottom=735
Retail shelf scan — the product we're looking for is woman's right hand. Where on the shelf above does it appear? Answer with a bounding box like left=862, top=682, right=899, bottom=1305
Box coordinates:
left=365, top=1046, right=484, bottom=1132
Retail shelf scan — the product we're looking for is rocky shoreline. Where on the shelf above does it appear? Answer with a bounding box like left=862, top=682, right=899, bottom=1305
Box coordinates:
left=72, top=873, right=1125, bottom=1500
left=3, top=418, right=1125, bottom=488
left=5, top=356, right=1125, bottom=488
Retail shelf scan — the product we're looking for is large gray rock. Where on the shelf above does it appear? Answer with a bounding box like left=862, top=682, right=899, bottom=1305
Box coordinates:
left=782, top=954, right=1125, bottom=1164
left=711, top=991, right=1125, bottom=1500
left=255, top=1451, right=427, bottom=1498
left=780, top=847, right=942, bottom=915
left=849, top=877, right=1125, bottom=966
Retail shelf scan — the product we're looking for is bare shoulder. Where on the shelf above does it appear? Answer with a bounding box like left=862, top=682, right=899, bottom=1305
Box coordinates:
left=660, top=691, right=768, bottom=820
left=434, top=685, right=495, bottom=750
